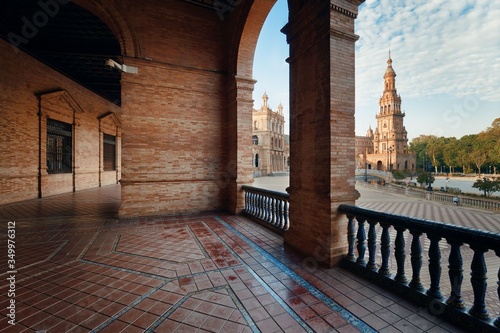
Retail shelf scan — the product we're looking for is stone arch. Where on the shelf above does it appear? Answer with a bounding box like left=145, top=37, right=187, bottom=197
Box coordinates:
left=72, top=0, right=139, bottom=57
left=234, top=0, right=277, bottom=78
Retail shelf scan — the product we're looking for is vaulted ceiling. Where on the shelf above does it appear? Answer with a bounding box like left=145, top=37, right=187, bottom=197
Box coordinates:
left=0, top=0, right=237, bottom=106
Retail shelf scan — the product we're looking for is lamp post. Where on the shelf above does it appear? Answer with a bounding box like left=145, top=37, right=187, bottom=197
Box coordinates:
left=387, top=146, right=394, bottom=172
left=363, top=150, right=368, bottom=183
left=364, top=162, right=368, bottom=183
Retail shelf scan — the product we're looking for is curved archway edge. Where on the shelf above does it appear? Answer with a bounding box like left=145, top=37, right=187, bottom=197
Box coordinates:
left=73, top=0, right=139, bottom=58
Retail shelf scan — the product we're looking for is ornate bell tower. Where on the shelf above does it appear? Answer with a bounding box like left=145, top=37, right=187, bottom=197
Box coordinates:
left=372, top=52, right=410, bottom=170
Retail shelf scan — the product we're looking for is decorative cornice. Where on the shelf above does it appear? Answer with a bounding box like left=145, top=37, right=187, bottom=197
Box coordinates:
left=330, top=28, right=360, bottom=42
left=236, top=86, right=254, bottom=91
left=330, top=4, right=358, bottom=19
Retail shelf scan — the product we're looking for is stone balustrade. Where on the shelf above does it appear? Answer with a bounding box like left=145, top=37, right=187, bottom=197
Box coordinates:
left=338, top=204, right=500, bottom=333
left=241, top=185, right=290, bottom=231
left=242, top=185, right=500, bottom=331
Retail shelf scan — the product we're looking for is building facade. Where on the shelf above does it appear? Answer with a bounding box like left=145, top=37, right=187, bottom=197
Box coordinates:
left=1, top=0, right=365, bottom=266
left=252, top=93, right=290, bottom=177
left=356, top=54, right=416, bottom=173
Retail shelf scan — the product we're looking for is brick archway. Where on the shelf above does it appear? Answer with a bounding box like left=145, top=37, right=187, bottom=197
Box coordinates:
left=225, top=0, right=278, bottom=213
left=72, top=0, right=139, bottom=58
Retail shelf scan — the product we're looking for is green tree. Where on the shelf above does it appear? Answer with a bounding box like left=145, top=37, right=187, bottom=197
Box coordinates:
left=416, top=172, right=435, bottom=189
left=409, top=120, right=500, bottom=175
left=442, top=138, right=458, bottom=174
left=456, top=135, right=476, bottom=173
left=392, top=170, right=407, bottom=180
left=479, top=118, right=500, bottom=174
left=409, top=135, right=433, bottom=171
left=472, top=177, right=500, bottom=197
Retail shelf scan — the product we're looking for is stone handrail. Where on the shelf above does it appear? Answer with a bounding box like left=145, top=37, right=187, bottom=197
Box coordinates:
left=338, top=204, right=500, bottom=332
left=364, top=183, right=500, bottom=211
left=241, top=185, right=290, bottom=231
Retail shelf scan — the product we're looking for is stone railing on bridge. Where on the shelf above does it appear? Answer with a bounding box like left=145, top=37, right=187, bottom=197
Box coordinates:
left=363, top=183, right=500, bottom=212
left=355, top=168, right=393, bottom=182
left=338, top=204, right=500, bottom=333
left=241, top=185, right=290, bottom=232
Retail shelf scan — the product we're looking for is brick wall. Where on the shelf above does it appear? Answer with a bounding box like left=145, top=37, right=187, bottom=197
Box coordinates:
left=117, top=1, right=230, bottom=217
left=0, top=39, right=121, bottom=205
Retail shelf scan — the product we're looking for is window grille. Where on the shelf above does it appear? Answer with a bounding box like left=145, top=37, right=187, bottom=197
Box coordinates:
left=103, top=134, right=116, bottom=171
left=47, top=119, right=72, bottom=174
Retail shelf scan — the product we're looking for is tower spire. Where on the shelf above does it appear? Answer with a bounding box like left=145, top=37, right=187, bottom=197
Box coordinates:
left=262, top=90, right=269, bottom=109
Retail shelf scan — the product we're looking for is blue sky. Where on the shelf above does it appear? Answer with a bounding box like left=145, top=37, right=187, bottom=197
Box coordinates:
left=252, top=0, right=500, bottom=140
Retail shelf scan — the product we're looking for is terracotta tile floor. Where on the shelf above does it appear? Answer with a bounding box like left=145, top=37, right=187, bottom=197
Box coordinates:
left=0, top=185, right=471, bottom=332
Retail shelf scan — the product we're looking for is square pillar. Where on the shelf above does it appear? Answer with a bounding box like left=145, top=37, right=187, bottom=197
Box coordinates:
left=226, top=76, right=256, bottom=214
left=282, top=0, right=364, bottom=267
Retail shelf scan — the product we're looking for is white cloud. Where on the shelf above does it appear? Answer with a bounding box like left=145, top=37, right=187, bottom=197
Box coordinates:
left=355, top=0, right=500, bottom=139
left=252, top=0, right=500, bottom=138
left=356, top=1, right=500, bottom=104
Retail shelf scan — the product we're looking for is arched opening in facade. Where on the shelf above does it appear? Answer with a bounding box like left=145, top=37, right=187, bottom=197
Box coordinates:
left=249, top=0, right=289, bottom=179
left=252, top=135, right=259, bottom=145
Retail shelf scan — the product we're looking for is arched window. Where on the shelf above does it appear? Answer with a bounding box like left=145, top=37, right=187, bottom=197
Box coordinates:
left=252, top=135, right=258, bottom=145
left=255, top=154, right=259, bottom=167
left=254, top=121, right=258, bottom=129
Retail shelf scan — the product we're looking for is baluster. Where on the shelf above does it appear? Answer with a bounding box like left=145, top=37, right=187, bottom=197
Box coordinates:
left=346, top=214, right=356, bottom=262
left=276, top=199, right=283, bottom=229
left=244, top=191, right=248, bottom=211
left=269, top=197, right=275, bottom=225
left=284, top=200, right=290, bottom=230
left=356, top=218, right=367, bottom=266
left=275, top=198, right=280, bottom=226
left=275, top=198, right=279, bottom=224
left=378, top=223, right=391, bottom=276
left=273, top=198, right=280, bottom=227
left=246, top=192, right=251, bottom=214
left=253, top=193, right=258, bottom=217
left=249, top=192, right=255, bottom=215
left=252, top=192, right=257, bottom=215
left=495, top=249, right=500, bottom=328
left=259, top=194, right=264, bottom=220
left=257, top=194, right=264, bottom=219
left=251, top=192, right=256, bottom=216
left=367, top=220, right=378, bottom=271
left=446, top=241, right=464, bottom=308
left=270, top=197, right=275, bottom=224
left=270, top=198, right=276, bottom=226
left=394, top=227, right=408, bottom=284
left=409, top=231, right=424, bottom=291
left=469, top=247, right=490, bottom=320
left=264, top=196, right=269, bottom=222
left=268, top=197, right=274, bottom=225
left=427, top=235, right=443, bottom=299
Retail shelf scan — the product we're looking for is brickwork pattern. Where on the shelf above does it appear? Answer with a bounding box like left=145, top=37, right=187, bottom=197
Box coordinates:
left=0, top=39, right=121, bottom=205
left=283, top=0, right=362, bottom=266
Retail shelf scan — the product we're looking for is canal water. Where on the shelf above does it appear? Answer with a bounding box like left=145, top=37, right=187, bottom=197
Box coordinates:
left=253, top=174, right=499, bottom=197
left=431, top=176, right=498, bottom=196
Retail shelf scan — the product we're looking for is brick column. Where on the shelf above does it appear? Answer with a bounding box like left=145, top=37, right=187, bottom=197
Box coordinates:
left=283, top=0, right=364, bottom=267
left=226, top=76, right=255, bottom=214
